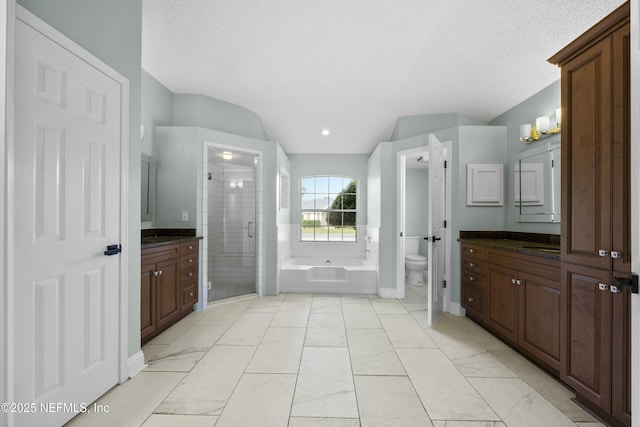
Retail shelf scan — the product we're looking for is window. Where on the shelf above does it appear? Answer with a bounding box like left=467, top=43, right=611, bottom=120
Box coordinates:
left=300, top=176, right=357, bottom=242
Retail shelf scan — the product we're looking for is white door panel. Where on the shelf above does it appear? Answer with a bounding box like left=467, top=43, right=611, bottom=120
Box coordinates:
left=14, top=16, right=121, bottom=427
left=427, top=134, right=446, bottom=326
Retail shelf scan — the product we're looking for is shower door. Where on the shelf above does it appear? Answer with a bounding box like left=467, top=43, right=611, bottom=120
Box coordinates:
left=208, top=151, right=257, bottom=301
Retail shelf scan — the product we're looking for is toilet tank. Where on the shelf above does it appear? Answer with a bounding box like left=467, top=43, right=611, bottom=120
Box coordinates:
left=405, top=236, right=420, bottom=255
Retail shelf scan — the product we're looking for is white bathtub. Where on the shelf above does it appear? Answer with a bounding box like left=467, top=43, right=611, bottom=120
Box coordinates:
left=279, top=257, right=377, bottom=294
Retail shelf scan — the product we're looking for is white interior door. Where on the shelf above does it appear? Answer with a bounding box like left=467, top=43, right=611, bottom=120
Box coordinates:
left=13, top=14, right=122, bottom=427
left=427, top=134, right=446, bottom=326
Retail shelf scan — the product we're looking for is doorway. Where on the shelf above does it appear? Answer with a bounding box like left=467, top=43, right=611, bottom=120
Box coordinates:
left=396, top=137, right=451, bottom=326
left=205, top=145, right=259, bottom=301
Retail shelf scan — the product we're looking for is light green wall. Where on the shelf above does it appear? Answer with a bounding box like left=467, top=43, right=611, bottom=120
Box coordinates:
left=173, top=94, right=268, bottom=141
left=142, top=70, right=174, bottom=157
left=288, top=154, right=369, bottom=225
left=276, top=144, right=291, bottom=226
left=405, top=169, right=429, bottom=237
left=366, top=145, right=382, bottom=228
left=17, top=0, right=143, bottom=358
left=489, top=80, right=561, bottom=235
left=155, top=127, right=279, bottom=296
left=391, top=113, right=487, bottom=141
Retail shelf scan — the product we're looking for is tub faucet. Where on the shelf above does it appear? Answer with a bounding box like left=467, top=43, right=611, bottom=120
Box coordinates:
left=325, top=259, right=331, bottom=265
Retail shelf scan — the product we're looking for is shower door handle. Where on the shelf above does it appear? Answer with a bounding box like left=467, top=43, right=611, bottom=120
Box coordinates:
left=248, top=221, right=254, bottom=238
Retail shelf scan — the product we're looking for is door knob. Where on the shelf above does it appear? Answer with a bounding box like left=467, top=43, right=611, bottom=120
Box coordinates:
left=104, top=244, right=122, bottom=256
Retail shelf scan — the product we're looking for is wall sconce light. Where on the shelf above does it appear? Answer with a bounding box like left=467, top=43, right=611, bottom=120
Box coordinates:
left=519, top=107, right=561, bottom=143
left=221, top=151, right=233, bottom=160
left=536, top=116, right=550, bottom=134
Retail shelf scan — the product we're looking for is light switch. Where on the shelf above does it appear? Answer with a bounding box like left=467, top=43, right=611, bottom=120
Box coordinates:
left=181, top=211, right=189, bottom=221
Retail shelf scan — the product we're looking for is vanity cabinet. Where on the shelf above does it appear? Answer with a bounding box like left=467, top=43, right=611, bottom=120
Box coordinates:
left=549, top=3, right=631, bottom=425
left=461, top=243, right=561, bottom=374
left=141, top=239, right=199, bottom=344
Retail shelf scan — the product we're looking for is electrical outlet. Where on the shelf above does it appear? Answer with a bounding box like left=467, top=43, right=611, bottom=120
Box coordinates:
left=207, top=281, right=212, bottom=290
left=181, top=211, right=189, bottom=221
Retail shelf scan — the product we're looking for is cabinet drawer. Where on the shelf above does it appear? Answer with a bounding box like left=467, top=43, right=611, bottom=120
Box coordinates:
left=182, top=283, right=198, bottom=308
left=461, top=258, right=484, bottom=273
left=462, top=284, right=484, bottom=316
left=181, top=255, right=198, bottom=269
left=181, top=265, right=198, bottom=283
left=462, top=243, right=485, bottom=259
left=141, top=244, right=180, bottom=265
left=462, top=269, right=485, bottom=289
left=181, top=240, right=198, bottom=256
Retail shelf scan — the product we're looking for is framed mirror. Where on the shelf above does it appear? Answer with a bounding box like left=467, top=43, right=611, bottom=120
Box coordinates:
left=515, top=141, right=560, bottom=223
left=141, top=154, right=155, bottom=221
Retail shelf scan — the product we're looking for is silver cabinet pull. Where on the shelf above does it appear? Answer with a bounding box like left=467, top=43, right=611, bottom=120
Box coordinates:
left=598, top=283, right=609, bottom=291
left=599, top=249, right=609, bottom=257
left=611, top=251, right=622, bottom=259
left=248, top=221, right=254, bottom=238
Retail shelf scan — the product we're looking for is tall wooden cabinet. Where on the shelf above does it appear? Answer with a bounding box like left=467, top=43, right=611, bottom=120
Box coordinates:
left=548, top=3, right=631, bottom=426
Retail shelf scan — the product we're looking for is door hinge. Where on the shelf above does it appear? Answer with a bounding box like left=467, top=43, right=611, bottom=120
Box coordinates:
left=444, top=160, right=447, bottom=168
left=443, top=220, right=447, bottom=228
left=551, top=159, right=554, bottom=168
left=443, top=280, right=447, bottom=289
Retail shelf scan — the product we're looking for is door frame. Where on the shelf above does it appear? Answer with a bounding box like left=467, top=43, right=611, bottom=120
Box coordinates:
left=396, top=142, right=451, bottom=309
left=4, top=6, right=130, bottom=422
left=630, top=0, right=639, bottom=423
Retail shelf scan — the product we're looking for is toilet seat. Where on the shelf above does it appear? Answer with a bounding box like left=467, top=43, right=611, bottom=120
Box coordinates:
left=405, top=254, right=426, bottom=262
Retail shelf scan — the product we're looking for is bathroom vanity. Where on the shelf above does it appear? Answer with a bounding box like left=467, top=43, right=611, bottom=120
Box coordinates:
left=460, top=233, right=561, bottom=374
left=141, top=229, right=202, bottom=344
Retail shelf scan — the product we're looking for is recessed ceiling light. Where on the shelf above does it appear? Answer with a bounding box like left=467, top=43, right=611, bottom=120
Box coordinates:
left=221, top=151, right=233, bottom=160
left=321, top=129, right=330, bottom=136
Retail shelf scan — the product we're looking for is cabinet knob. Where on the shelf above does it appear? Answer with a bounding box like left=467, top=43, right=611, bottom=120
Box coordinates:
left=468, top=297, right=474, bottom=302
left=469, top=248, right=475, bottom=254
left=598, top=283, right=609, bottom=291
left=153, top=271, right=159, bottom=277
left=611, top=251, right=622, bottom=259
left=610, top=285, right=621, bottom=293
left=159, top=270, right=163, bottom=276
left=189, top=259, right=193, bottom=263
left=188, top=245, right=193, bottom=250
left=511, top=278, right=516, bottom=284
left=188, top=272, right=193, bottom=277
left=468, top=262, right=475, bottom=267
left=469, top=276, right=475, bottom=281
left=190, top=292, right=194, bottom=297
left=516, top=279, right=523, bottom=286
left=599, top=249, right=609, bottom=257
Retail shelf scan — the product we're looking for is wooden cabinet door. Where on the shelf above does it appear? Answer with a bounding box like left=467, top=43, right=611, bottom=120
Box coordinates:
left=611, top=277, right=632, bottom=426
left=156, top=258, right=180, bottom=330
left=560, top=36, right=612, bottom=271
left=486, top=263, right=519, bottom=342
left=611, top=22, right=631, bottom=275
left=140, top=263, right=157, bottom=342
left=560, top=263, right=612, bottom=411
left=519, top=272, right=561, bottom=373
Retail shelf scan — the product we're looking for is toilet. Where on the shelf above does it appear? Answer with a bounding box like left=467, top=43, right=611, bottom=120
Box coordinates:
left=405, top=236, right=427, bottom=286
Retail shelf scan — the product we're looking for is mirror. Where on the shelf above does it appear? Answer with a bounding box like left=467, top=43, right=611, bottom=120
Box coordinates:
left=515, top=141, right=560, bottom=223
left=141, top=154, right=155, bottom=222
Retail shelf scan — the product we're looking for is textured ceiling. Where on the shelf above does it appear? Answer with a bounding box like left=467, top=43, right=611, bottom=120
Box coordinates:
left=142, top=0, right=626, bottom=154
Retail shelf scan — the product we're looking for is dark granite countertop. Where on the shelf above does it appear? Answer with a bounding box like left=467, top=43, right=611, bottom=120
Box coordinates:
left=141, top=228, right=202, bottom=249
left=459, top=231, right=560, bottom=260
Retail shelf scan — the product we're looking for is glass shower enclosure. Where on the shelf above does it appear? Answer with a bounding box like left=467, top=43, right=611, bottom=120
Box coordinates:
left=207, top=149, right=257, bottom=301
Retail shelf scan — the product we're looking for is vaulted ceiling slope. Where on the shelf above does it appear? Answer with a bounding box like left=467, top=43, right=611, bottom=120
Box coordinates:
left=142, top=0, right=626, bottom=154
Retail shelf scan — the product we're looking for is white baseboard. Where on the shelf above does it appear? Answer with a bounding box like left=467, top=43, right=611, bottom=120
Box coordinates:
left=127, top=351, right=146, bottom=379
left=377, top=287, right=397, bottom=299
left=447, top=302, right=466, bottom=316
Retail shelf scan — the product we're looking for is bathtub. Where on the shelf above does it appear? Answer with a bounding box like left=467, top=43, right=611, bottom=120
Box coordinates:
left=279, top=257, right=377, bottom=294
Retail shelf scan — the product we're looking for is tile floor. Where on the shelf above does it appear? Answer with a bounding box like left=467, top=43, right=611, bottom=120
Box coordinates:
left=67, top=285, right=605, bottom=427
